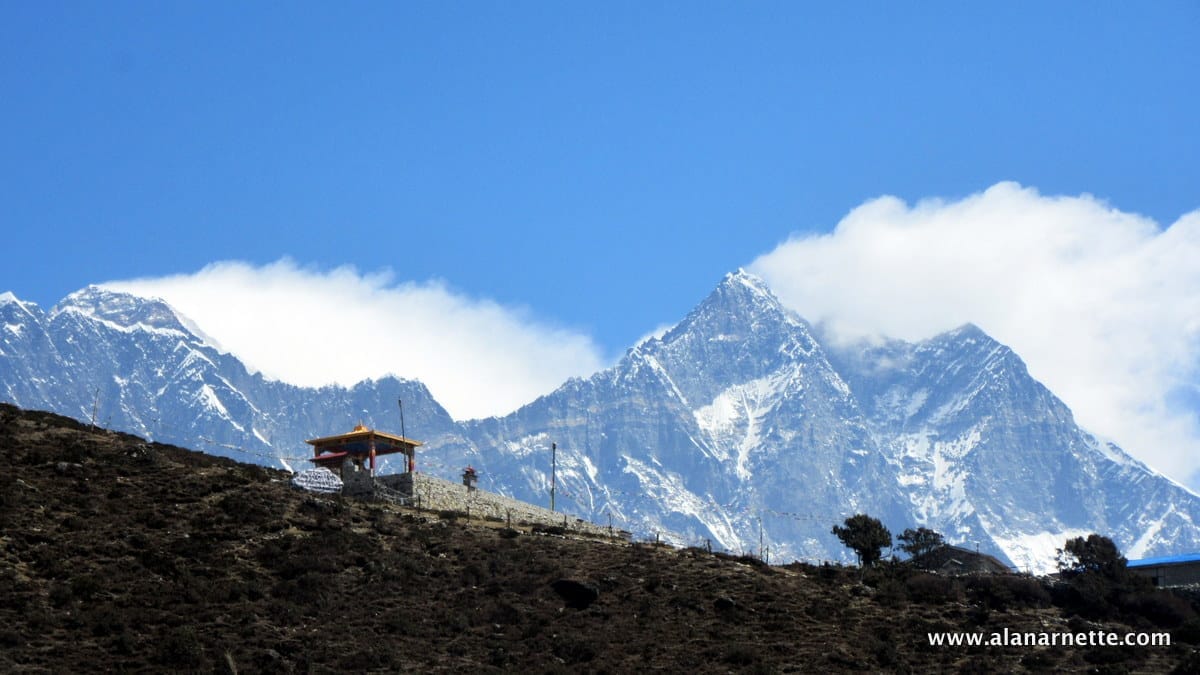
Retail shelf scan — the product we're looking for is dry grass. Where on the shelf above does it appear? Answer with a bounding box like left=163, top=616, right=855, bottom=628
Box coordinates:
left=1, top=403, right=1196, bottom=673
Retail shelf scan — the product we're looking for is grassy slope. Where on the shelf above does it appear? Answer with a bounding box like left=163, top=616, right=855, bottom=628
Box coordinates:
left=0, top=403, right=1196, bottom=673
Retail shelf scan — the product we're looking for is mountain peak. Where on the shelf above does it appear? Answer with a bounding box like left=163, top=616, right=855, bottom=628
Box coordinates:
left=705, top=268, right=777, bottom=306
left=624, top=274, right=802, bottom=357
left=947, top=322, right=987, bottom=339
left=720, top=268, right=773, bottom=296
left=642, top=270, right=814, bottom=353
left=51, top=286, right=193, bottom=336
left=0, top=291, right=41, bottom=318
left=927, top=323, right=1017, bottom=364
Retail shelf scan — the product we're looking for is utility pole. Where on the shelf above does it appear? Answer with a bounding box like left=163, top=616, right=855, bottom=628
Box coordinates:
left=550, top=442, right=557, bottom=512
left=397, top=399, right=406, bottom=439
left=758, top=515, right=764, bottom=561
left=398, top=399, right=414, bottom=474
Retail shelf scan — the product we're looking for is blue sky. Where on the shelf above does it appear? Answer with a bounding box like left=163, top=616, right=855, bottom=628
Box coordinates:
left=4, top=4, right=1200, bottom=485
left=5, top=3, right=1197, bottom=346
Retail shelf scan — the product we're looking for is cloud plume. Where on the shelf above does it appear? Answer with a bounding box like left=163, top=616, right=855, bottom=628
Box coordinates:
left=106, top=259, right=606, bottom=421
left=751, top=181, right=1200, bottom=490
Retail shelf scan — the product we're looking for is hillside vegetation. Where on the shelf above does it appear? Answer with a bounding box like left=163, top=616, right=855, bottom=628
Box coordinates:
left=0, top=403, right=1196, bottom=673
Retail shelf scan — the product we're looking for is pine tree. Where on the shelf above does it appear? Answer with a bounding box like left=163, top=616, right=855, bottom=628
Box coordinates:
left=898, top=526, right=944, bottom=560
left=1056, top=534, right=1127, bottom=581
left=831, top=514, right=892, bottom=567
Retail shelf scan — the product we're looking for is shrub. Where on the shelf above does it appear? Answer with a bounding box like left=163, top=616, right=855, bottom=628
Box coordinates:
left=736, top=554, right=768, bottom=569
left=155, top=626, right=207, bottom=669
left=69, top=574, right=101, bottom=601
left=1171, top=648, right=1200, bottom=674
left=1053, top=572, right=1119, bottom=620
left=966, top=575, right=1050, bottom=611
left=905, top=573, right=962, bottom=604
left=85, top=604, right=126, bottom=637
left=817, top=562, right=847, bottom=584
left=216, top=491, right=269, bottom=524
left=721, top=646, right=757, bottom=666
left=1173, top=618, right=1200, bottom=645
left=552, top=638, right=597, bottom=664
left=874, top=577, right=907, bottom=607
left=48, top=582, right=73, bottom=607
left=0, top=629, right=21, bottom=647
left=436, top=509, right=465, bottom=521
left=1119, top=589, right=1197, bottom=628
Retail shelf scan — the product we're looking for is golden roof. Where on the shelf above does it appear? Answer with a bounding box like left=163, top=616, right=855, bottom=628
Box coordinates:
left=305, top=425, right=423, bottom=448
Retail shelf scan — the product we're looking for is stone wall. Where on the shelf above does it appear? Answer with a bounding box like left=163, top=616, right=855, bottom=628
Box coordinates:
left=376, top=472, right=617, bottom=538
left=341, top=463, right=375, bottom=498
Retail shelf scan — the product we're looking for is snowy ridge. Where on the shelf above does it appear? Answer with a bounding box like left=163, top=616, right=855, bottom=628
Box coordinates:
left=1, top=291, right=40, bottom=318
left=53, top=305, right=189, bottom=338
left=990, top=528, right=1092, bottom=575
left=895, top=429, right=981, bottom=526
left=3, top=275, right=1200, bottom=571
left=693, top=364, right=801, bottom=480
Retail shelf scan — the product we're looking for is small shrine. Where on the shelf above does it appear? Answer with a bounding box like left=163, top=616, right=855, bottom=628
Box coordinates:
left=306, top=423, right=421, bottom=477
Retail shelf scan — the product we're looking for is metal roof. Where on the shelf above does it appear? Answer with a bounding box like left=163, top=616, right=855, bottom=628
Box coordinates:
left=1127, top=552, right=1200, bottom=568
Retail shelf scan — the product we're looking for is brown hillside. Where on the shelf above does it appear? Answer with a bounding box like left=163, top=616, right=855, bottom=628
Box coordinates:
left=0, top=403, right=1196, bottom=673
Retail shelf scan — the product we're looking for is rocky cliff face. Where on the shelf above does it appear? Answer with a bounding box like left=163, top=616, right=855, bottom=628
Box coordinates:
left=441, top=272, right=912, bottom=562
left=2, top=275, right=1197, bottom=571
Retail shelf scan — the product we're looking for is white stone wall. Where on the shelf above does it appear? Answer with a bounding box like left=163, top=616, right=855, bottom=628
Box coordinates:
left=379, top=472, right=615, bottom=538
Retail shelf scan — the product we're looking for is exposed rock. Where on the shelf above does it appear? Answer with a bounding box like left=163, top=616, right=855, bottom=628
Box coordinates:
left=290, top=467, right=342, bottom=494
left=550, top=579, right=600, bottom=609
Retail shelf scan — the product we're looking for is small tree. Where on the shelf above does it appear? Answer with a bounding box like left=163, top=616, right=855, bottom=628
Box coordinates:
left=898, top=527, right=945, bottom=560
left=832, top=514, right=892, bottom=567
left=1056, top=533, right=1127, bottom=581
left=1055, top=534, right=1135, bottom=620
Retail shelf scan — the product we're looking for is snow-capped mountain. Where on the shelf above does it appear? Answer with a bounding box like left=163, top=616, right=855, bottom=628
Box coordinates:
left=2, top=275, right=1197, bottom=571
left=823, top=323, right=1200, bottom=571
left=0, top=286, right=463, bottom=474
left=430, top=272, right=1200, bottom=570
left=434, top=272, right=913, bottom=561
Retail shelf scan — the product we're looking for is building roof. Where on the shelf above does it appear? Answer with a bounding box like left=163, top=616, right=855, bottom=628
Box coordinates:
left=306, top=423, right=423, bottom=449
left=910, top=544, right=1011, bottom=573
left=306, top=423, right=421, bottom=467
left=1127, top=553, right=1200, bottom=568
left=309, top=451, right=350, bottom=467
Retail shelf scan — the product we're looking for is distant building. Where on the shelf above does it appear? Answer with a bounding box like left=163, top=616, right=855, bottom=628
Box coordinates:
left=307, top=423, right=421, bottom=478
left=1127, top=553, right=1200, bottom=587
left=909, top=544, right=1012, bottom=575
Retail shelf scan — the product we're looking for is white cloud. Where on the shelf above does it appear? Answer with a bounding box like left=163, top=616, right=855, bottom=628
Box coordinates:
left=105, top=259, right=606, bottom=421
left=750, top=182, right=1200, bottom=490
left=634, top=322, right=675, bottom=347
